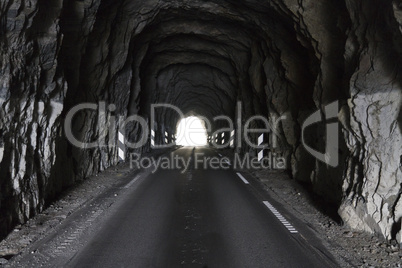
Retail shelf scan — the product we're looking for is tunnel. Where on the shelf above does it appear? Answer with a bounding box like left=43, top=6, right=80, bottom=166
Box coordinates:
left=0, top=0, right=401, bottom=264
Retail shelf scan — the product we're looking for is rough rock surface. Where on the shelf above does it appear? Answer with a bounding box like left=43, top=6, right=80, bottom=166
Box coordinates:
left=0, top=0, right=401, bottom=244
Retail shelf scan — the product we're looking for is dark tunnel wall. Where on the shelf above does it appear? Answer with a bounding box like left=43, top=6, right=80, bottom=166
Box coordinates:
left=0, top=0, right=401, bottom=242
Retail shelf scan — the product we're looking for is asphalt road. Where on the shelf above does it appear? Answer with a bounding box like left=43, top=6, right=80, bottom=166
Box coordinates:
left=63, top=147, right=337, bottom=268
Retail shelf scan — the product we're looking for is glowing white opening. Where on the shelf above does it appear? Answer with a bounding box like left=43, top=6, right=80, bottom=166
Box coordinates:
left=176, top=116, right=208, bottom=146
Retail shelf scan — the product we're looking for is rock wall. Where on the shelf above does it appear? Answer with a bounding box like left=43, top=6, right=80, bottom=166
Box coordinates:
left=338, top=0, right=402, bottom=241
left=0, top=0, right=66, bottom=235
left=0, top=0, right=401, bottom=243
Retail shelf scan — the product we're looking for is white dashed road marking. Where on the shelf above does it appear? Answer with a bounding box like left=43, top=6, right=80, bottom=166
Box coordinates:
left=223, top=159, right=231, bottom=166
left=236, top=172, right=249, bottom=184
left=124, top=175, right=140, bottom=189
left=263, top=201, right=298, bottom=234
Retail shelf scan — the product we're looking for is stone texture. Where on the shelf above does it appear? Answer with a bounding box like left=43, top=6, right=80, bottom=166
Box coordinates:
left=0, top=0, right=401, bottom=243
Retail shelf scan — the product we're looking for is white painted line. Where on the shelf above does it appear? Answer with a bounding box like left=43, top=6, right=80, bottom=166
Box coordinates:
left=263, top=201, right=298, bottom=234
left=258, top=150, right=264, bottom=161
left=118, top=148, right=125, bottom=160
left=218, top=153, right=222, bottom=157
left=258, top=134, right=264, bottom=146
left=124, top=175, right=140, bottom=189
left=236, top=173, right=249, bottom=184
left=118, top=132, right=124, bottom=143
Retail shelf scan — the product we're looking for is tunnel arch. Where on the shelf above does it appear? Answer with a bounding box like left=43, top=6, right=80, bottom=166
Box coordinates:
left=0, top=0, right=400, bottom=244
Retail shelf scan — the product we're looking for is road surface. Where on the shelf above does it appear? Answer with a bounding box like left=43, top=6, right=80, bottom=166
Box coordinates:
left=9, top=147, right=338, bottom=267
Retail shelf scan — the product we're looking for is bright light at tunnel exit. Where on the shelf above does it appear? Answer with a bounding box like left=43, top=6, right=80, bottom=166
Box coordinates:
left=176, top=116, right=208, bottom=146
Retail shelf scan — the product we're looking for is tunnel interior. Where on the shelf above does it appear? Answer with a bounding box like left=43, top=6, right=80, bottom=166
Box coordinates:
left=0, top=0, right=401, bottom=244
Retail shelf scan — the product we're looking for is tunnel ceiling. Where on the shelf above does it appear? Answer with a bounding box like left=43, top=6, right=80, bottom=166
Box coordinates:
left=0, top=0, right=401, bottom=244
left=68, top=0, right=319, bottom=132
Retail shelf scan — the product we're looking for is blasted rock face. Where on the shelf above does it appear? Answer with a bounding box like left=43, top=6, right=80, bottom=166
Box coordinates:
left=0, top=0, right=401, bottom=242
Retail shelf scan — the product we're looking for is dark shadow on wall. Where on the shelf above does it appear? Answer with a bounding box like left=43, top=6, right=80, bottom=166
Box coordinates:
left=294, top=113, right=348, bottom=224
left=399, top=103, right=402, bottom=171
left=297, top=181, right=344, bottom=224
left=0, top=132, right=18, bottom=240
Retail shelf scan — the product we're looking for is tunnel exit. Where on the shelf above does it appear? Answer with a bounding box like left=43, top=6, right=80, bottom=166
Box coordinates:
left=176, top=116, right=208, bottom=146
